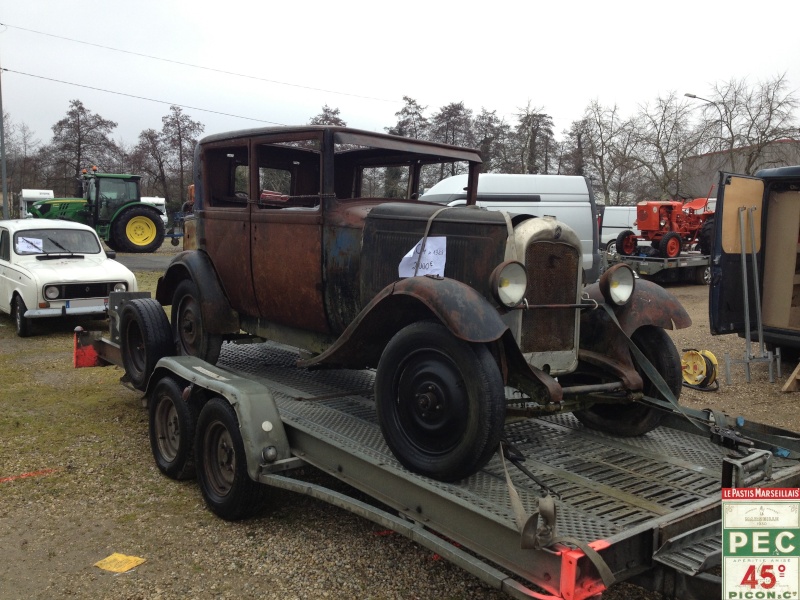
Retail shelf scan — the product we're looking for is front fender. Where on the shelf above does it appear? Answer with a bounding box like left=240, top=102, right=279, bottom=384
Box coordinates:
left=299, top=276, right=508, bottom=369
left=580, top=278, right=691, bottom=363
left=155, top=250, right=239, bottom=335
left=584, top=277, right=691, bottom=336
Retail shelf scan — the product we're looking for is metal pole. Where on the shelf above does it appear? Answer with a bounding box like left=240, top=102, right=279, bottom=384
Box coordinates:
left=0, top=51, right=9, bottom=219
left=738, top=207, right=752, bottom=381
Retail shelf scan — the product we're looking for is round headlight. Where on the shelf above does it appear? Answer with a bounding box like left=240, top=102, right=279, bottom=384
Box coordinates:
left=113, top=282, right=128, bottom=293
left=490, top=261, right=528, bottom=308
left=599, top=263, right=635, bottom=306
left=44, top=286, right=60, bottom=300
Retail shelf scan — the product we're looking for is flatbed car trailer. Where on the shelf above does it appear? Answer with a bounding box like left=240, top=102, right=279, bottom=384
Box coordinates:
left=74, top=293, right=800, bottom=600
left=606, top=252, right=711, bottom=285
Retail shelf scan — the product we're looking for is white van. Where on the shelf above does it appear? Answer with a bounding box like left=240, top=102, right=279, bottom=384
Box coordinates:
left=421, top=173, right=601, bottom=281
left=141, top=196, right=169, bottom=226
left=599, top=205, right=638, bottom=251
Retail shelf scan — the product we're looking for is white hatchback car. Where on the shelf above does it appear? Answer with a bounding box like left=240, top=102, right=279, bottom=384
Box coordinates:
left=0, top=219, right=137, bottom=337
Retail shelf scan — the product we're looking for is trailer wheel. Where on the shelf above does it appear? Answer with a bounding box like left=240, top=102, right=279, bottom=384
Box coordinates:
left=195, top=397, right=266, bottom=520
left=113, top=206, right=166, bottom=253
left=616, top=230, right=638, bottom=256
left=375, top=322, right=506, bottom=482
left=12, top=295, right=32, bottom=337
left=574, top=326, right=682, bottom=436
left=694, top=265, right=711, bottom=285
left=659, top=232, right=682, bottom=258
left=171, top=279, right=223, bottom=365
left=120, top=298, right=173, bottom=390
left=149, top=377, right=198, bottom=480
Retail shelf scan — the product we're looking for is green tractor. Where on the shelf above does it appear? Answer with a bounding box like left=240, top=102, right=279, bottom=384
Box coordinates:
left=29, top=167, right=166, bottom=253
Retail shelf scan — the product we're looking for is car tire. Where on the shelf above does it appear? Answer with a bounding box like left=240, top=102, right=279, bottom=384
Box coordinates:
left=171, top=279, right=223, bottom=365
left=375, top=321, right=506, bottom=482
left=574, top=326, right=682, bottom=436
left=12, top=295, right=32, bottom=337
left=113, top=207, right=166, bottom=253
left=195, top=397, right=266, bottom=520
left=120, top=298, right=174, bottom=390
left=149, top=376, right=198, bottom=480
left=616, top=230, right=638, bottom=256
left=659, top=232, right=682, bottom=258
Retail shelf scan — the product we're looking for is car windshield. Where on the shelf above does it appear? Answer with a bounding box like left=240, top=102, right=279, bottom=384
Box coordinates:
left=14, top=229, right=102, bottom=255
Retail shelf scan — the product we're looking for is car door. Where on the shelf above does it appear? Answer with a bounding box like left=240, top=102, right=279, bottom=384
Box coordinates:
left=709, top=172, right=765, bottom=336
left=0, top=228, right=10, bottom=313
left=250, top=133, right=329, bottom=334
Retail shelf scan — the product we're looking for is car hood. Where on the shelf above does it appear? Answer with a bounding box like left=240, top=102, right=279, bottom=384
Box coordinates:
left=15, top=255, right=136, bottom=284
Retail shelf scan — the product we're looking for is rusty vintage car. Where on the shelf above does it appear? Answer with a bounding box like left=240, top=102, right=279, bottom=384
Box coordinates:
left=147, top=126, right=690, bottom=482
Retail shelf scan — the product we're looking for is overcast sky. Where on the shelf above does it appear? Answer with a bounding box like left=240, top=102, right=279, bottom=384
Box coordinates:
left=2, top=1, right=799, bottom=148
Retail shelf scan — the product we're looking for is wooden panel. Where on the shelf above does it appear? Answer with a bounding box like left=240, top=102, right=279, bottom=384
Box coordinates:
left=763, top=191, right=800, bottom=328
left=720, top=176, right=764, bottom=254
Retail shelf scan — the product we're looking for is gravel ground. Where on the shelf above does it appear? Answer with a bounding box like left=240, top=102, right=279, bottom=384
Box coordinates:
left=1, top=268, right=797, bottom=600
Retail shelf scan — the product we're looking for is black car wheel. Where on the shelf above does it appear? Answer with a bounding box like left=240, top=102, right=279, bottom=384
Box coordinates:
left=120, top=298, right=173, bottom=390
left=574, top=326, right=682, bottom=436
left=375, top=322, right=506, bottom=482
left=171, top=279, right=223, bottom=365
left=149, top=376, right=198, bottom=480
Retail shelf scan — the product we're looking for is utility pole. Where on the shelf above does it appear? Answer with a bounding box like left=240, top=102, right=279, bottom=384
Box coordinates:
left=0, top=50, right=8, bottom=219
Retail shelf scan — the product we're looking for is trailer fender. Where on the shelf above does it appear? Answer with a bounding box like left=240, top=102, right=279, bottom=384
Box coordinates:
left=147, top=356, right=292, bottom=481
left=581, top=279, right=692, bottom=340
left=300, top=276, right=509, bottom=369
left=155, top=250, right=239, bottom=334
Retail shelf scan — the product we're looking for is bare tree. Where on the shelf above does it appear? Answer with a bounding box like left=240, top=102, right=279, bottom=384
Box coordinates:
left=50, top=100, right=118, bottom=178
left=515, top=103, right=556, bottom=174
left=629, top=92, right=704, bottom=200
left=473, top=109, right=509, bottom=173
left=309, top=105, right=347, bottom=126
left=162, top=106, right=204, bottom=205
left=132, top=129, right=171, bottom=199
left=389, top=96, right=429, bottom=139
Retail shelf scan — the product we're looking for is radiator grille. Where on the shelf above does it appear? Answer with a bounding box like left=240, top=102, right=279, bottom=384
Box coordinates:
left=56, top=282, right=115, bottom=299
left=520, top=241, right=579, bottom=353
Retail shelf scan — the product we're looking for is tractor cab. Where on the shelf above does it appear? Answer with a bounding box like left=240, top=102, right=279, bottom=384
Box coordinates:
left=82, top=171, right=142, bottom=229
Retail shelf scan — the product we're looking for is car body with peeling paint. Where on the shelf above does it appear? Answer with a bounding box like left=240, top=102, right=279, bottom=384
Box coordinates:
left=152, top=126, right=690, bottom=482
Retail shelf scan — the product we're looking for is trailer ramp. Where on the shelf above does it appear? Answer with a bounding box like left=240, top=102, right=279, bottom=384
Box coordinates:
left=210, top=341, right=800, bottom=600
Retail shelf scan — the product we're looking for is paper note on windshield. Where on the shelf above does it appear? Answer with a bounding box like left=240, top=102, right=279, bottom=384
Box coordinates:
left=17, top=237, right=43, bottom=253
left=398, top=237, right=446, bottom=278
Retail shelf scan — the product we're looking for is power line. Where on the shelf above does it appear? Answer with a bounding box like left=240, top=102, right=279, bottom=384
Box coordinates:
left=2, top=68, right=286, bottom=125
left=0, top=22, right=399, bottom=104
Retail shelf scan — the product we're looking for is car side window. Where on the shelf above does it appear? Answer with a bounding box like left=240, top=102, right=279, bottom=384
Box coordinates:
left=0, top=229, right=9, bottom=261
left=256, top=140, right=321, bottom=210
left=205, top=146, right=250, bottom=208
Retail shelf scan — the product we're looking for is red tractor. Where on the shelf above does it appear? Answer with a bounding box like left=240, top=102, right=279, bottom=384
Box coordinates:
left=616, top=197, right=715, bottom=258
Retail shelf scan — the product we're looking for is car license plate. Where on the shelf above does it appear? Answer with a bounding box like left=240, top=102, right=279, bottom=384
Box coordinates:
left=66, top=298, right=106, bottom=308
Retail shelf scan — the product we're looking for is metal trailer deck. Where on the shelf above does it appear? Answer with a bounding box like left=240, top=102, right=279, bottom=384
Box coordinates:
left=136, top=338, right=800, bottom=600
left=606, top=253, right=710, bottom=285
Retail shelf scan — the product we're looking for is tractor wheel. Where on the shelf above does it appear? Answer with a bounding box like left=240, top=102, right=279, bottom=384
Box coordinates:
left=113, top=207, right=166, bottom=253
left=698, top=217, right=715, bottom=256
left=659, top=232, right=682, bottom=258
left=615, top=230, right=638, bottom=256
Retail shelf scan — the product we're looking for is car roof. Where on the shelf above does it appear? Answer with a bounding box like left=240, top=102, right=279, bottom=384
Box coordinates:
left=199, top=125, right=483, bottom=163
left=0, top=219, right=98, bottom=235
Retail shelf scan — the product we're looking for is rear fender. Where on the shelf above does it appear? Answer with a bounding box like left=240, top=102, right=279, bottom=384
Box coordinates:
left=299, top=276, right=508, bottom=369
left=155, top=250, right=239, bottom=335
